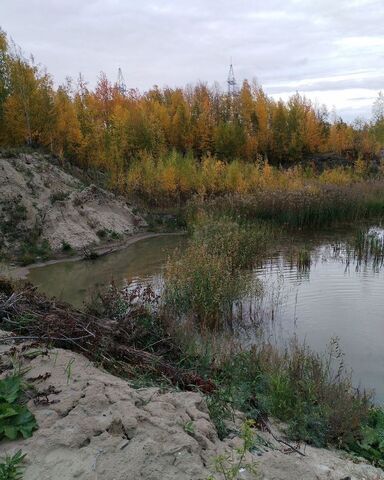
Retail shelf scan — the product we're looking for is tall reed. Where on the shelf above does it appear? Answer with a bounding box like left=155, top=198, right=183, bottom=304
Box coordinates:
left=187, top=182, right=384, bottom=229
left=163, top=215, right=269, bottom=330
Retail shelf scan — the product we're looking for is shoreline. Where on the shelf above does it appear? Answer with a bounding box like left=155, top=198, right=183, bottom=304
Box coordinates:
left=5, top=231, right=186, bottom=280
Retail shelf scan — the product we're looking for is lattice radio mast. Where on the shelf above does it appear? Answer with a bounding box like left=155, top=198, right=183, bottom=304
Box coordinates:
left=117, top=67, right=127, bottom=95
left=227, top=60, right=238, bottom=96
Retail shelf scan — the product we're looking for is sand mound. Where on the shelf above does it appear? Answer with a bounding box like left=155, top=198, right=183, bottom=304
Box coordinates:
left=0, top=152, right=146, bottom=254
left=0, top=339, right=382, bottom=480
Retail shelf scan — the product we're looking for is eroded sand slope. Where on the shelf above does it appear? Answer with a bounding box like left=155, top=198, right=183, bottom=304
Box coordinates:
left=0, top=152, right=145, bottom=253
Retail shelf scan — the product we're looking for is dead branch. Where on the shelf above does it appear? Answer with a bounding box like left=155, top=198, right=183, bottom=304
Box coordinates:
left=0, top=280, right=217, bottom=394
left=258, top=416, right=306, bottom=457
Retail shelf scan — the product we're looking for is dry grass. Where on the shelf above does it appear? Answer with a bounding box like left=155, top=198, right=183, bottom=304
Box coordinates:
left=187, top=180, right=384, bottom=228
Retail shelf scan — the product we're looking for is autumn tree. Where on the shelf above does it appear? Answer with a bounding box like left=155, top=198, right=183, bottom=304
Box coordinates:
left=52, top=81, right=82, bottom=160
left=271, top=100, right=289, bottom=163
left=4, top=42, right=36, bottom=145
left=0, top=27, right=381, bottom=186
left=0, top=31, right=10, bottom=144
left=372, top=92, right=384, bottom=145
left=214, top=120, right=245, bottom=161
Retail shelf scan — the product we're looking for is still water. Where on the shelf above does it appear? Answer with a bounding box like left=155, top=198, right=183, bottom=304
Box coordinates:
left=26, top=230, right=384, bottom=402
left=27, top=235, right=186, bottom=307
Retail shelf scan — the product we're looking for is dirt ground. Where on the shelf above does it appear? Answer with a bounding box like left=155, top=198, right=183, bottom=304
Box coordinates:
left=0, top=152, right=146, bottom=255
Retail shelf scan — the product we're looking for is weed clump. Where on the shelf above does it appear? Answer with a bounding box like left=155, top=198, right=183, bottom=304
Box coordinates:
left=163, top=215, right=267, bottom=329
left=0, top=450, right=26, bottom=480
left=207, top=420, right=259, bottom=480
left=19, top=238, right=51, bottom=265
left=49, top=191, right=69, bottom=204
left=0, top=375, right=37, bottom=441
left=96, top=229, right=122, bottom=241
left=61, top=240, right=72, bottom=252
left=184, top=336, right=379, bottom=457
left=350, top=228, right=384, bottom=269
left=350, top=408, right=384, bottom=468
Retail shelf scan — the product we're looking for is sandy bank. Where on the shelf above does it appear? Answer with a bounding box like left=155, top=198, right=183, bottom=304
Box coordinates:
left=0, top=336, right=382, bottom=480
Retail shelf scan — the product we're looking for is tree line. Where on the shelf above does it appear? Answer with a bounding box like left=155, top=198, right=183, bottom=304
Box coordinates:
left=1, top=29, right=383, bottom=180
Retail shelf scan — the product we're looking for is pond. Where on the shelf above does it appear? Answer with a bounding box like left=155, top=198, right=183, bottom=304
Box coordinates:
left=26, top=235, right=186, bottom=308
left=25, top=228, right=384, bottom=403
left=254, top=227, right=384, bottom=403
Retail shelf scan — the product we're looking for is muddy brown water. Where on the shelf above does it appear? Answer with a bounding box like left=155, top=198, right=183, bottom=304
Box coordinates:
left=25, top=230, right=384, bottom=403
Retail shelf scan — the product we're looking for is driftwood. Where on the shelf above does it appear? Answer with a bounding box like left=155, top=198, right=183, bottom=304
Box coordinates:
left=81, top=246, right=115, bottom=260
left=0, top=279, right=216, bottom=394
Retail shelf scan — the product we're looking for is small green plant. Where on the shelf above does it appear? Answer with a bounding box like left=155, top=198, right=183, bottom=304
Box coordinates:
left=61, top=240, right=72, bottom=252
left=207, top=420, right=258, bottom=480
left=349, top=408, right=384, bottom=468
left=0, top=450, right=26, bottom=480
left=64, top=358, right=75, bottom=384
left=96, top=229, right=107, bottom=239
left=49, top=191, right=69, bottom=204
left=296, top=247, right=311, bottom=271
left=109, top=230, right=121, bottom=240
left=96, top=229, right=121, bottom=241
left=206, top=389, right=233, bottom=440
left=82, top=247, right=99, bottom=260
left=183, top=420, right=195, bottom=435
left=0, top=376, right=37, bottom=441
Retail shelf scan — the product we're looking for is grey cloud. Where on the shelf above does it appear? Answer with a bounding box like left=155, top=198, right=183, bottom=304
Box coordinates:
left=266, top=75, right=384, bottom=94
left=2, top=0, right=384, bottom=119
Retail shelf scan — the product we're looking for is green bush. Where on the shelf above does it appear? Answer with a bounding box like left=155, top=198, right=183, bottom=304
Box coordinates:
left=165, top=243, right=249, bottom=329
left=96, top=229, right=121, bottom=241
left=61, top=240, right=72, bottom=252
left=19, top=239, right=51, bottom=265
left=191, top=214, right=271, bottom=271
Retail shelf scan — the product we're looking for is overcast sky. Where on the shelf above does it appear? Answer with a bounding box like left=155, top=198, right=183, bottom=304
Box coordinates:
left=2, top=0, right=384, bottom=121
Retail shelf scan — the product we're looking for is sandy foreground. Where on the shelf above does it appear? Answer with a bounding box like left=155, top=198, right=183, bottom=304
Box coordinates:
left=0, top=333, right=383, bottom=480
